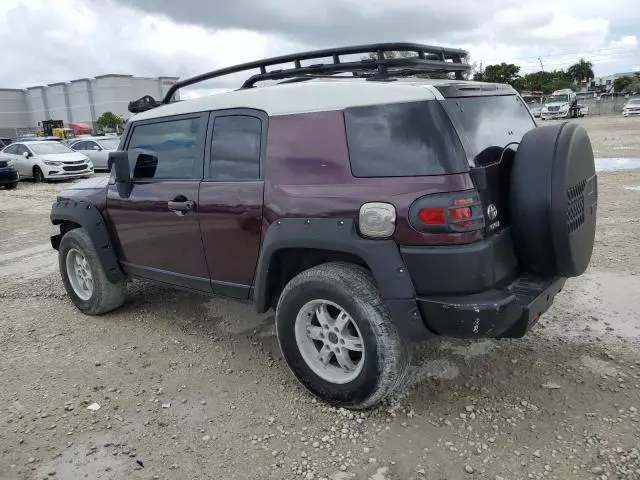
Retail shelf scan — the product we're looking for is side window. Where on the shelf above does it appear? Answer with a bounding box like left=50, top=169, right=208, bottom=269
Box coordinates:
left=209, top=115, right=261, bottom=181
left=16, top=144, right=28, bottom=156
left=85, top=141, right=99, bottom=151
left=72, top=141, right=86, bottom=150
left=127, top=117, right=202, bottom=180
left=4, top=144, right=18, bottom=154
left=344, top=101, right=467, bottom=177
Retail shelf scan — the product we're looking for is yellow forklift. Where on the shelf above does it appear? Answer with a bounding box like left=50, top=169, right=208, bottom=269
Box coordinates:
left=38, top=120, right=75, bottom=141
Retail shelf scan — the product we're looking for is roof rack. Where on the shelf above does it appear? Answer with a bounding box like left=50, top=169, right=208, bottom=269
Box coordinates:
left=128, top=43, right=470, bottom=113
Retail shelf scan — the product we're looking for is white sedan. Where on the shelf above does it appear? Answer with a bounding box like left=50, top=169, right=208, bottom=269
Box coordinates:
left=0, top=141, right=93, bottom=182
left=68, top=136, right=120, bottom=170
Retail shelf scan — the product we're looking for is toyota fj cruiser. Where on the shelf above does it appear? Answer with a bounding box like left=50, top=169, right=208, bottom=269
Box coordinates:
left=50, top=43, right=597, bottom=408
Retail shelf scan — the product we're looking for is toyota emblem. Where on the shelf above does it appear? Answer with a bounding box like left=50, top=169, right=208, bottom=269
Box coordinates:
left=487, top=204, right=498, bottom=221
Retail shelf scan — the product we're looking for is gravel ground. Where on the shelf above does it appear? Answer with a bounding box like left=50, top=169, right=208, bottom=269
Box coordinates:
left=1, top=115, right=640, bottom=480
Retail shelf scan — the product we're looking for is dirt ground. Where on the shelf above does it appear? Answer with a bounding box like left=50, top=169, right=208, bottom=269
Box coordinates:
left=1, top=115, right=640, bottom=480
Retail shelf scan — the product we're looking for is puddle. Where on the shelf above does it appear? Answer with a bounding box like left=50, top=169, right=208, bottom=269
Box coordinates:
left=595, top=158, right=640, bottom=172
left=550, top=271, right=640, bottom=339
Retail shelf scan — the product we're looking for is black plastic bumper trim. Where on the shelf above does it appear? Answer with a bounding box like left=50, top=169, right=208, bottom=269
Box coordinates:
left=417, top=275, right=565, bottom=338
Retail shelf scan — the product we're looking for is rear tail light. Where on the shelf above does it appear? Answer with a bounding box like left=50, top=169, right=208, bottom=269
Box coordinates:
left=410, top=192, right=484, bottom=233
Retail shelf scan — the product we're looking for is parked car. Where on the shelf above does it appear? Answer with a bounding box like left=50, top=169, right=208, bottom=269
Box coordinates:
left=578, top=104, right=589, bottom=116
left=68, top=136, right=121, bottom=170
left=0, top=156, right=19, bottom=189
left=622, top=98, right=640, bottom=116
left=0, top=141, right=93, bottom=182
left=50, top=43, right=597, bottom=409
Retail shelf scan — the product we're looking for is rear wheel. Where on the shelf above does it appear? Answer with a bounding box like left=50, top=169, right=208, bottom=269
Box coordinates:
left=59, top=228, right=126, bottom=314
left=5, top=182, right=17, bottom=189
left=276, top=262, right=408, bottom=409
left=33, top=166, right=45, bottom=183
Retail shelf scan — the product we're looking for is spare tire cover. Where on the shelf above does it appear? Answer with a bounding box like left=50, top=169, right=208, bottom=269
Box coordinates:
left=510, top=122, right=597, bottom=278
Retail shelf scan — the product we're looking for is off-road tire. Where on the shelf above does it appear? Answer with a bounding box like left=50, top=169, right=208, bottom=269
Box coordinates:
left=59, top=228, right=126, bottom=315
left=33, top=166, right=45, bottom=183
left=276, top=262, right=408, bottom=409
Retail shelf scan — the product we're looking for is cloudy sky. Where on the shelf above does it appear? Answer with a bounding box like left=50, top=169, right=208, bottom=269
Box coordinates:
left=1, top=0, right=638, bottom=94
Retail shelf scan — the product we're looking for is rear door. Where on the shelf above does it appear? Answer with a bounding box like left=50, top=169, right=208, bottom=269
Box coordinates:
left=106, top=113, right=211, bottom=291
left=442, top=93, right=537, bottom=236
left=198, top=110, right=266, bottom=298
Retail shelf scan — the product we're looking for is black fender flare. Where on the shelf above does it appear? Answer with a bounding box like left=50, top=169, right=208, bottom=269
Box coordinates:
left=253, top=218, right=430, bottom=340
left=50, top=198, right=125, bottom=283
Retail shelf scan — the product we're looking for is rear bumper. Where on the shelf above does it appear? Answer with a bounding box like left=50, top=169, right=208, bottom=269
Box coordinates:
left=0, top=168, right=18, bottom=184
left=385, top=230, right=565, bottom=340
left=415, top=274, right=565, bottom=338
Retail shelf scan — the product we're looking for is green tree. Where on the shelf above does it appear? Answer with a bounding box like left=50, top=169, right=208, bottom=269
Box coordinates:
left=96, top=111, right=124, bottom=133
left=567, top=58, right=594, bottom=83
left=511, top=70, right=574, bottom=94
left=474, top=63, right=520, bottom=84
left=613, top=75, right=640, bottom=93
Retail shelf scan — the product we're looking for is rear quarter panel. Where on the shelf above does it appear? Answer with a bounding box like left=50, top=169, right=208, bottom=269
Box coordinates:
left=264, top=110, right=480, bottom=246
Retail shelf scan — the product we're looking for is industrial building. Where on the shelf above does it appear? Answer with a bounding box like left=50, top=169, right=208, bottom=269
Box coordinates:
left=0, top=75, right=179, bottom=138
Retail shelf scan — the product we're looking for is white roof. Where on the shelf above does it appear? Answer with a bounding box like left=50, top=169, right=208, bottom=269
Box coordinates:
left=131, top=79, right=446, bottom=121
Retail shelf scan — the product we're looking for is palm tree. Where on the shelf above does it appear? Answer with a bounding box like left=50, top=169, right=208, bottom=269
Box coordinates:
left=567, top=58, right=595, bottom=83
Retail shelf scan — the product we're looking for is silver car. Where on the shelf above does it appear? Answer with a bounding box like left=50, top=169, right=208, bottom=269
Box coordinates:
left=69, top=136, right=121, bottom=170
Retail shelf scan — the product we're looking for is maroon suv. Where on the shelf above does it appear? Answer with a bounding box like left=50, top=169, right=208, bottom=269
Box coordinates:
left=50, top=43, right=597, bottom=408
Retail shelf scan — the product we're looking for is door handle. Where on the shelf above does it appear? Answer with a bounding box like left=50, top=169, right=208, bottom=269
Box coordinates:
left=168, top=199, right=196, bottom=214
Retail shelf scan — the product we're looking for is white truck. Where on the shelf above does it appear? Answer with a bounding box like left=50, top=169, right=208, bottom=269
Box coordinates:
left=540, top=89, right=582, bottom=120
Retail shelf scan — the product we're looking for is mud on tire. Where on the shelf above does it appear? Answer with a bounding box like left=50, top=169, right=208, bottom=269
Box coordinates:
left=276, top=262, right=408, bottom=409
left=59, top=228, right=126, bottom=315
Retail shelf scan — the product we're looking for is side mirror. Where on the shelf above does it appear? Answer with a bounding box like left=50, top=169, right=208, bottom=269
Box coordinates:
left=92, top=145, right=101, bottom=151
left=109, top=151, right=131, bottom=184
left=22, top=151, right=30, bottom=158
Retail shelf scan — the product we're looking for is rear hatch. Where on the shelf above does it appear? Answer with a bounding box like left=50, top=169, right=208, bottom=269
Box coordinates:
left=438, top=86, right=538, bottom=237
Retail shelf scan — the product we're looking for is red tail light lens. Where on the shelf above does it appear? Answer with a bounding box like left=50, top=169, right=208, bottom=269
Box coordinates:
left=417, top=207, right=446, bottom=225
left=410, top=191, right=484, bottom=233
left=450, top=208, right=472, bottom=227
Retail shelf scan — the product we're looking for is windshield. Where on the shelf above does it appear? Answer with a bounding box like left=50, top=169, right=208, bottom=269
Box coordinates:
left=444, top=95, right=536, bottom=163
left=545, top=94, right=569, bottom=104
left=98, top=138, right=120, bottom=150
left=28, top=142, right=74, bottom=155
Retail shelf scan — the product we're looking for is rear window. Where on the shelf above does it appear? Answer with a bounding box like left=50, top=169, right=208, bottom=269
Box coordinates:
left=445, top=95, right=536, bottom=162
left=344, top=101, right=467, bottom=177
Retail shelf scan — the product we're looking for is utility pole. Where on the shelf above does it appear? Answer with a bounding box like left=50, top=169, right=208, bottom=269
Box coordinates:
left=538, top=57, right=544, bottom=72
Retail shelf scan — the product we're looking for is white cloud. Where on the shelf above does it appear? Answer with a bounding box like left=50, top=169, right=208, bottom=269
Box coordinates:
left=0, top=0, right=638, bottom=90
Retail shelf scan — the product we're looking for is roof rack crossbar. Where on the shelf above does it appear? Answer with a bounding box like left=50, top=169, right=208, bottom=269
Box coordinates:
left=239, top=57, right=470, bottom=88
left=161, top=42, right=469, bottom=104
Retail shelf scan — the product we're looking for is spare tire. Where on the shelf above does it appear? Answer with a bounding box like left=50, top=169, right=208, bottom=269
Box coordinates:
left=510, top=122, right=597, bottom=278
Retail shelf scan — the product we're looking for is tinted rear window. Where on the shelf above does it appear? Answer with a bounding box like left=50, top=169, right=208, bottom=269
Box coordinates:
left=344, top=101, right=467, bottom=177
left=445, top=95, right=535, bottom=162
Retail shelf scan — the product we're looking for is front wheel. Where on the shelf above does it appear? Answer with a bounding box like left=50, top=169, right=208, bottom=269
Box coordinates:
left=5, top=182, right=17, bottom=190
left=59, top=228, right=126, bottom=315
left=33, top=166, right=45, bottom=183
left=276, top=262, right=408, bottom=409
